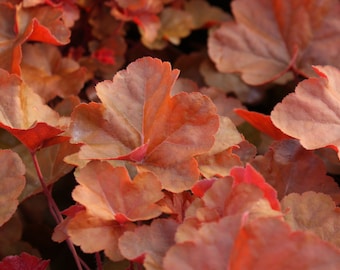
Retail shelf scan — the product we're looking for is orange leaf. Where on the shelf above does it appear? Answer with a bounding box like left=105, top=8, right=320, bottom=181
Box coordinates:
left=2, top=122, right=64, bottom=152
left=163, top=215, right=243, bottom=270
left=208, top=0, right=340, bottom=85
left=0, top=2, right=70, bottom=75
left=199, top=175, right=281, bottom=222
left=69, top=57, right=219, bottom=192
left=230, top=164, right=281, bottom=211
left=157, top=191, right=194, bottom=223
left=281, top=192, right=340, bottom=249
left=229, top=217, right=340, bottom=269
left=251, top=139, right=340, bottom=202
left=0, top=3, right=22, bottom=75
left=110, top=0, right=162, bottom=46
left=196, top=116, right=243, bottom=178
left=21, top=43, right=88, bottom=102
left=119, top=218, right=178, bottom=268
left=67, top=210, right=136, bottom=261
left=0, top=149, right=25, bottom=227
left=196, top=148, right=243, bottom=178
left=23, top=0, right=80, bottom=28
left=199, top=87, right=246, bottom=125
left=191, top=178, right=216, bottom=198
left=72, top=160, right=164, bottom=223
left=52, top=204, right=85, bottom=244
left=271, top=65, right=340, bottom=158
left=18, top=4, right=70, bottom=45
left=0, top=69, right=63, bottom=152
left=235, top=109, right=291, bottom=140
left=199, top=59, right=259, bottom=103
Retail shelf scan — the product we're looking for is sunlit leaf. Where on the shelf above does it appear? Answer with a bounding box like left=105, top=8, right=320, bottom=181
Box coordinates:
left=0, top=2, right=70, bottom=74
left=229, top=217, right=340, bottom=269
left=208, top=0, right=340, bottom=85
left=73, top=160, right=164, bottom=223
left=271, top=65, right=340, bottom=159
left=67, top=210, right=136, bottom=261
left=163, top=215, right=243, bottom=270
left=119, top=218, right=179, bottom=269
left=230, top=164, right=281, bottom=211
left=69, top=57, right=219, bottom=192
left=0, top=69, right=63, bottom=152
left=196, top=116, right=243, bottom=178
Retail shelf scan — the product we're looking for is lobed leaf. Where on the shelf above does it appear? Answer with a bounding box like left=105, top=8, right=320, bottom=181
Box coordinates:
left=156, top=191, right=194, bottom=223
left=67, top=210, right=136, bottom=261
left=110, top=0, right=163, bottom=46
left=119, top=218, right=179, bottom=269
left=229, top=217, right=340, bottom=269
left=251, top=139, right=340, bottom=202
left=163, top=215, right=243, bottom=270
left=281, top=191, right=340, bottom=249
left=271, top=65, right=340, bottom=158
left=21, top=43, right=88, bottom=102
left=0, top=69, right=63, bottom=152
left=196, top=116, right=244, bottom=178
left=69, top=57, right=219, bottom=192
left=0, top=2, right=70, bottom=75
left=73, top=160, right=164, bottom=223
left=230, top=164, right=281, bottom=211
left=208, top=0, right=340, bottom=85
left=18, top=3, right=70, bottom=45
left=190, top=174, right=282, bottom=225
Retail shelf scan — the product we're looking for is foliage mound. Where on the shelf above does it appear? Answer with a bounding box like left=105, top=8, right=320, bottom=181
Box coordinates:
left=0, top=0, right=340, bottom=269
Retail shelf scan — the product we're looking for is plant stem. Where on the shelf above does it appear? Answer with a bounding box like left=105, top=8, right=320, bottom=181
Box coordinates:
left=30, top=151, right=63, bottom=223
left=30, top=151, right=88, bottom=270
left=95, top=252, right=102, bottom=270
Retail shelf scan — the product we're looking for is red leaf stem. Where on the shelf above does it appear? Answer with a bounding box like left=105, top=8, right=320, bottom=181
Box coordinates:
left=30, top=151, right=91, bottom=270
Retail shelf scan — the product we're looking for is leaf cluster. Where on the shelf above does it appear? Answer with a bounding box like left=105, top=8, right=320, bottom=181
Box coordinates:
left=0, top=0, right=340, bottom=269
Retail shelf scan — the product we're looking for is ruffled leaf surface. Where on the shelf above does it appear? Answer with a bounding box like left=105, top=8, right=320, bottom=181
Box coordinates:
left=119, top=218, right=179, bottom=269
left=73, top=160, right=164, bottom=223
left=208, top=0, right=340, bottom=85
left=0, top=69, right=63, bottom=152
left=281, top=191, right=340, bottom=248
left=0, top=2, right=70, bottom=74
left=271, top=65, right=340, bottom=158
left=69, top=57, right=219, bottom=192
left=251, top=139, right=340, bottom=202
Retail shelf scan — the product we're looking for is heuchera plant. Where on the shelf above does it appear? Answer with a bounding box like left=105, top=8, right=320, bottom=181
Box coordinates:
left=0, top=0, right=340, bottom=269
